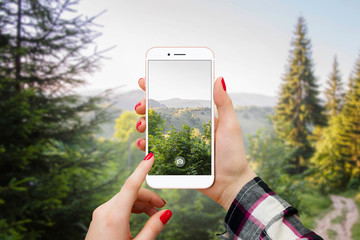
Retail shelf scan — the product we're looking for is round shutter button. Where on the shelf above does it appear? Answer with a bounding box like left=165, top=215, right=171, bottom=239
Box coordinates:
left=174, top=156, right=185, bottom=167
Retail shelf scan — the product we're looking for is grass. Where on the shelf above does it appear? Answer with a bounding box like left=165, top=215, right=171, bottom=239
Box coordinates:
left=298, top=192, right=332, bottom=229
left=327, top=229, right=337, bottom=240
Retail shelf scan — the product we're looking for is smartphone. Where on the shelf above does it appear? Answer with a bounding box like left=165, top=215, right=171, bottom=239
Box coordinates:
left=145, top=47, right=214, bottom=189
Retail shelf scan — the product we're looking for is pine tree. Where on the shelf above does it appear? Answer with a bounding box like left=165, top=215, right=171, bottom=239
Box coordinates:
left=0, top=1, right=120, bottom=239
left=311, top=55, right=360, bottom=191
left=310, top=115, right=350, bottom=192
left=338, top=54, right=360, bottom=179
left=325, top=56, right=344, bottom=117
left=273, top=17, right=325, bottom=172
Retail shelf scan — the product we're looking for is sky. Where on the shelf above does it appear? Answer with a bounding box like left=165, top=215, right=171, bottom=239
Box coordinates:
left=74, top=0, right=360, bottom=97
left=148, top=60, right=211, bottom=100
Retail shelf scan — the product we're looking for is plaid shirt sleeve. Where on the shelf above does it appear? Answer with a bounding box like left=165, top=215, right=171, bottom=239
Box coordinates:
left=216, top=177, right=323, bottom=240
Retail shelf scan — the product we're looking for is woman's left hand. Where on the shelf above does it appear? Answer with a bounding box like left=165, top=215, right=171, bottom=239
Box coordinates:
left=85, top=153, right=172, bottom=240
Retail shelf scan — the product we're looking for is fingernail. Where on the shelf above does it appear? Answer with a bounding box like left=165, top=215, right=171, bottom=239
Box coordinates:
left=135, top=102, right=141, bottom=111
left=136, top=121, right=141, bottom=130
left=162, top=199, right=166, bottom=205
left=136, top=139, right=142, bottom=147
left=160, top=210, right=172, bottom=224
left=144, top=152, right=153, bottom=161
left=221, top=77, right=226, bottom=92
left=138, top=78, right=142, bottom=83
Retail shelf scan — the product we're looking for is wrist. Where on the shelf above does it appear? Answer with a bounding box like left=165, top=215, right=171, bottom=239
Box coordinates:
left=219, top=167, right=257, bottom=211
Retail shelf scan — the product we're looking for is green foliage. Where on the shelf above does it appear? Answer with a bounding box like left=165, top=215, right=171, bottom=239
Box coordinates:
left=347, top=178, right=360, bottom=190
left=310, top=116, right=351, bottom=192
left=311, top=55, right=360, bottom=192
left=0, top=0, right=121, bottom=239
left=248, top=128, right=302, bottom=206
left=327, top=229, right=337, bottom=240
left=148, top=109, right=211, bottom=175
left=325, top=56, right=344, bottom=117
left=297, top=192, right=332, bottom=229
left=338, top=55, right=360, bottom=182
left=273, top=17, right=325, bottom=172
left=113, top=111, right=145, bottom=171
left=148, top=108, right=165, bottom=136
left=151, top=107, right=210, bottom=134
left=114, top=110, right=142, bottom=142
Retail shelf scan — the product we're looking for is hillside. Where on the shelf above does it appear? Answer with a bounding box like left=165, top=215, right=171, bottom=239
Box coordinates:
left=151, top=107, right=211, bottom=132
left=79, top=89, right=276, bottom=110
left=158, top=98, right=210, bottom=108
left=91, top=89, right=275, bottom=147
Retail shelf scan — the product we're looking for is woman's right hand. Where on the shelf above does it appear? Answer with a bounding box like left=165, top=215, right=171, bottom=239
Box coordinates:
left=134, top=77, right=256, bottom=211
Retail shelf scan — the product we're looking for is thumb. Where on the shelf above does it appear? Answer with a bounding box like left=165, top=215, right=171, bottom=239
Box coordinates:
left=213, top=77, right=238, bottom=128
left=135, top=209, right=172, bottom=240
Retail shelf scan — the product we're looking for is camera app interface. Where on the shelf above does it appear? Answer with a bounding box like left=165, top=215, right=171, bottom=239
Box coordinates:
left=148, top=60, right=212, bottom=175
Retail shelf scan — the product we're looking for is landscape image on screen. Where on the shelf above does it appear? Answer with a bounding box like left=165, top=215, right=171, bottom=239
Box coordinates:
left=148, top=60, right=211, bottom=175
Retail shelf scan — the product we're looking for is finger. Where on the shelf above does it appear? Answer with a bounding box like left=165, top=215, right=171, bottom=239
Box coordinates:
left=213, top=77, right=240, bottom=130
left=138, top=77, right=146, bottom=91
left=214, top=116, right=219, bottom=132
left=137, top=188, right=166, bottom=208
left=132, top=201, right=159, bottom=216
left=135, top=210, right=172, bottom=240
left=135, top=98, right=146, bottom=115
left=118, top=153, right=154, bottom=212
left=136, top=117, right=146, bottom=133
left=136, top=138, right=146, bottom=151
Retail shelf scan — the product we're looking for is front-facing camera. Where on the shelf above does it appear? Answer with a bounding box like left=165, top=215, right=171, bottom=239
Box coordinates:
left=168, top=53, right=170, bottom=56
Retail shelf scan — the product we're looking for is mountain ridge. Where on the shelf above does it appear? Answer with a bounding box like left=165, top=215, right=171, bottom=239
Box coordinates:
left=78, top=89, right=276, bottom=110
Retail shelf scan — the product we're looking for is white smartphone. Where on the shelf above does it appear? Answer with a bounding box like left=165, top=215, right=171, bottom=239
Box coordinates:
left=145, top=47, right=215, bottom=189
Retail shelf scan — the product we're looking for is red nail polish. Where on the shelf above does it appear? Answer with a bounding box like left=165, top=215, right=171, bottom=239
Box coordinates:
left=162, top=199, right=166, bottom=205
left=135, top=102, right=141, bottom=111
left=144, top=152, right=153, bottom=161
left=221, top=77, right=226, bottom=92
left=136, top=139, right=142, bottom=147
left=136, top=121, right=141, bottom=130
left=160, top=210, right=172, bottom=224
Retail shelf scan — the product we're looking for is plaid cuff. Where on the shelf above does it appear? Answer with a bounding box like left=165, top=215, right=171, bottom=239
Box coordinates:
left=217, top=177, right=323, bottom=240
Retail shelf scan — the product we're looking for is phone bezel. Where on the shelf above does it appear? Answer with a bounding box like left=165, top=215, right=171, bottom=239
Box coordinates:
left=145, top=47, right=215, bottom=189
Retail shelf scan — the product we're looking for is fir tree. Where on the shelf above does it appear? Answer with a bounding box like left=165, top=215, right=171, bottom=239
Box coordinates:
left=0, top=0, right=120, bottom=239
left=325, top=56, right=344, bottom=117
left=273, top=17, right=325, bottom=172
left=310, top=116, right=350, bottom=192
left=311, top=55, right=360, bottom=190
left=338, top=54, right=360, bottom=178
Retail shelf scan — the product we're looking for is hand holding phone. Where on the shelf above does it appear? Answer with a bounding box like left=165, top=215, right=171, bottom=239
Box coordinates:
left=145, top=47, right=215, bottom=189
left=135, top=48, right=256, bottom=209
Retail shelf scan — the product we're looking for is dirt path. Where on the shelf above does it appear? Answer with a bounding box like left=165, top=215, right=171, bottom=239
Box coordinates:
left=314, top=195, right=359, bottom=240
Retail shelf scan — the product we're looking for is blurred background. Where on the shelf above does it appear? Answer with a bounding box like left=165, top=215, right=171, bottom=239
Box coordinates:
left=1, top=0, right=360, bottom=239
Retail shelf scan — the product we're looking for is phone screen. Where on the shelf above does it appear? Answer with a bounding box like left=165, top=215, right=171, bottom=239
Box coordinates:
left=147, top=60, right=212, bottom=175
